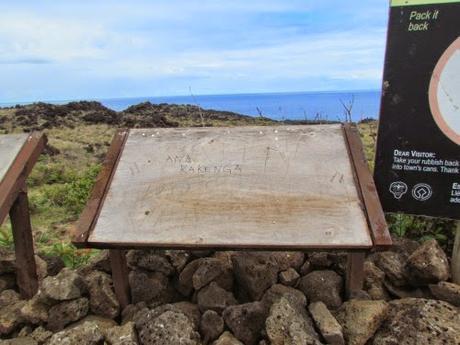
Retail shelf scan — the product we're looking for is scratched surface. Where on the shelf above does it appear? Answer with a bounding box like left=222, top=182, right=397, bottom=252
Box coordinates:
left=0, top=134, right=29, bottom=184
left=89, top=125, right=373, bottom=248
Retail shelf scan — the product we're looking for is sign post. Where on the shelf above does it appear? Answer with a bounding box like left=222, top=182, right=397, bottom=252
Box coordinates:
left=374, top=0, right=460, bottom=282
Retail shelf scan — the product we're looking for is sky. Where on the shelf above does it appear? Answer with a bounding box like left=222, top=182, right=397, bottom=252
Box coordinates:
left=0, top=1, right=389, bottom=103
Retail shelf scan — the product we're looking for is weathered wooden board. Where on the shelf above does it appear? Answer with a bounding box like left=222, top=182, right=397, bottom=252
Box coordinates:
left=0, top=134, right=29, bottom=183
left=0, top=132, right=45, bottom=298
left=88, top=125, right=373, bottom=249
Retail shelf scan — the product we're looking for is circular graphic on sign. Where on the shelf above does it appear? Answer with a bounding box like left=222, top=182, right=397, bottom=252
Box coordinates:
left=429, top=37, right=460, bottom=145
left=412, top=183, right=433, bottom=202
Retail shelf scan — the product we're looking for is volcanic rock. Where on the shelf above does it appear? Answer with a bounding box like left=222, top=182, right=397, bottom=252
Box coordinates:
left=0, top=289, right=20, bottom=308
left=298, top=270, right=343, bottom=309
left=0, top=300, right=26, bottom=335
left=47, top=321, right=104, bottom=345
left=135, top=310, right=200, bottom=345
left=192, top=258, right=233, bottom=291
left=363, top=261, right=390, bottom=301
left=20, top=296, right=48, bottom=324
left=406, top=239, right=450, bottom=286
left=128, top=269, right=173, bottom=306
left=0, top=274, right=16, bottom=293
left=105, top=321, right=138, bottom=345
left=40, top=268, right=86, bottom=302
left=164, top=250, right=190, bottom=273
left=0, top=337, right=38, bottom=345
left=0, top=248, right=15, bottom=274
left=271, top=252, right=305, bottom=271
left=265, top=297, right=322, bottom=345
left=231, top=252, right=279, bottom=301
left=46, top=297, right=89, bottom=331
left=335, top=300, right=389, bottom=345
left=308, top=301, right=344, bottom=345
left=212, top=331, right=244, bottom=345
left=261, top=284, right=307, bottom=309
left=374, top=252, right=408, bottom=287
left=223, top=302, right=267, bottom=345
left=197, top=282, right=237, bottom=314
left=279, top=268, right=300, bottom=287
left=128, top=250, right=174, bottom=276
left=200, top=310, right=224, bottom=344
left=85, top=271, right=120, bottom=318
left=428, top=281, right=460, bottom=307
left=29, top=326, right=52, bottom=344
left=38, top=255, right=65, bottom=277
left=373, top=298, right=460, bottom=345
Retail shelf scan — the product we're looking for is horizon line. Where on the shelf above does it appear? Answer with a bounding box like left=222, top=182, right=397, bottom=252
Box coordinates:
left=0, top=88, right=381, bottom=107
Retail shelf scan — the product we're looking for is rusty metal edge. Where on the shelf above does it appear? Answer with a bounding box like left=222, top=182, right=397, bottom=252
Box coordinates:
left=342, top=123, right=392, bottom=250
left=81, top=240, right=373, bottom=251
left=0, top=132, right=47, bottom=225
left=72, top=129, right=129, bottom=247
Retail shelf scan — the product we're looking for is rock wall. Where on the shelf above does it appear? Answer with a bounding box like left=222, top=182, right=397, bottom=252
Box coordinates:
left=0, top=238, right=459, bottom=345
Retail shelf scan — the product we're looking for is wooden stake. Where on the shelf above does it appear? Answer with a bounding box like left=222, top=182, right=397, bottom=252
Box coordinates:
left=346, top=251, right=366, bottom=299
left=109, top=249, right=131, bottom=309
left=452, top=221, right=460, bottom=284
left=9, top=189, right=38, bottom=299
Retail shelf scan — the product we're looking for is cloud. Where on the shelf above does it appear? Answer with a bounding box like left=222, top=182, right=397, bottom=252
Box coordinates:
left=0, top=0, right=388, bottom=102
left=0, top=14, right=135, bottom=63
left=0, top=58, right=52, bottom=65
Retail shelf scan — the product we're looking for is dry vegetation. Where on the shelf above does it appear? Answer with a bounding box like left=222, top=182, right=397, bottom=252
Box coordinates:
left=0, top=102, right=455, bottom=266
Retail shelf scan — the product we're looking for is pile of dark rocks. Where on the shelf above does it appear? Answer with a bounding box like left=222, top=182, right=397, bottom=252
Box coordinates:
left=0, top=101, right=269, bottom=133
left=0, top=237, right=459, bottom=345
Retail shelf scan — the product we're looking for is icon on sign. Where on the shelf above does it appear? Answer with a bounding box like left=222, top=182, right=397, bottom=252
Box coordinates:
left=389, top=181, right=408, bottom=199
left=412, top=183, right=433, bottom=201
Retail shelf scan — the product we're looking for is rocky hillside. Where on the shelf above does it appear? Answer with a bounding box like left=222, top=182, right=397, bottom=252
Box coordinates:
left=0, top=101, right=275, bottom=133
left=0, top=238, right=459, bottom=344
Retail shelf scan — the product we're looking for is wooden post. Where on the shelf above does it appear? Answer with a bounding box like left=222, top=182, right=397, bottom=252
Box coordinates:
left=346, top=251, right=366, bottom=299
left=452, top=222, right=460, bottom=284
left=109, top=249, right=130, bottom=309
left=9, top=189, right=38, bottom=299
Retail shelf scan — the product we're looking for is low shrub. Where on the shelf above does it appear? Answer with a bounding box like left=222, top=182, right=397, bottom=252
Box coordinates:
left=30, top=164, right=101, bottom=219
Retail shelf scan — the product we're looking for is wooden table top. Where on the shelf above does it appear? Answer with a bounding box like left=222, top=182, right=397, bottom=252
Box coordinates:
left=0, top=134, right=30, bottom=184
left=0, top=132, right=46, bottom=225
left=86, top=125, right=374, bottom=250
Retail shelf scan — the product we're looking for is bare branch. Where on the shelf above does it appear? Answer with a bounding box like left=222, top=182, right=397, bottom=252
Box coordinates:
left=256, top=107, right=264, bottom=118
left=339, top=94, right=355, bottom=123
left=189, top=86, right=205, bottom=127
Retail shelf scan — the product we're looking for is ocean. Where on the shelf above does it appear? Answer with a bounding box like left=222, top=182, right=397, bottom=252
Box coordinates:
left=1, top=90, right=381, bottom=122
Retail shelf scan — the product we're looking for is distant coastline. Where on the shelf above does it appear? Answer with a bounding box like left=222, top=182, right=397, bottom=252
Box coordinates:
left=0, top=90, right=380, bottom=122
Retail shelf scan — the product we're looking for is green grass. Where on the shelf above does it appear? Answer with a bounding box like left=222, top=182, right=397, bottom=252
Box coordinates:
left=0, top=123, right=114, bottom=265
left=0, top=225, right=14, bottom=248
left=29, top=163, right=101, bottom=219
left=358, top=121, right=378, bottom=170
left=0, top=116, right=456, bottom=266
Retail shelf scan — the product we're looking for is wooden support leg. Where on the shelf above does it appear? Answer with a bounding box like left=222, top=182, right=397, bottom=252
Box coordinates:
left=346, top=251, right=366, bottom=299
left=109, top=249, right=130, bottom=309
left=452, top=222, right=460, bottom=284
left=9, top=190, right=38, bottom=299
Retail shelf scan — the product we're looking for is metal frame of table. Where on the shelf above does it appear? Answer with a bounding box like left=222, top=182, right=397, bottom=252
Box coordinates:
left=0, top=132, right=47, bottom=298
left=72, top=124, right=392, bottom=308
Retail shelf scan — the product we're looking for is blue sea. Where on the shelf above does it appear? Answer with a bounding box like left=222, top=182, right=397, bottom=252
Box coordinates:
left=1, top=90, right=381, bottom=122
